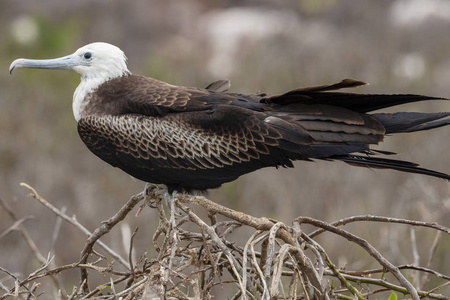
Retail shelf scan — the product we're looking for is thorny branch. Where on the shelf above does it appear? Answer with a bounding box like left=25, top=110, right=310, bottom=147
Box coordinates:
left=0, top=183, right=448, bottom=299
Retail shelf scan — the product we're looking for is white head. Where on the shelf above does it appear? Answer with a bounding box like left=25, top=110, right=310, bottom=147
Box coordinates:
left=10, top=42, right=130, bottom=121
left=10, top=42, right=130, bottom=81
left=72, top=42, right=129, bottom=80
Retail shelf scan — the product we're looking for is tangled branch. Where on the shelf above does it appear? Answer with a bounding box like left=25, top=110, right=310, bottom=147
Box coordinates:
left=0, top=183, right=448, bottom=299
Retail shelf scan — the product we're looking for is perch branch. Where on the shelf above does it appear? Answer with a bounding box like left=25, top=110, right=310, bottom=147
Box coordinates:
left=175, top=194, right=327, bottom=300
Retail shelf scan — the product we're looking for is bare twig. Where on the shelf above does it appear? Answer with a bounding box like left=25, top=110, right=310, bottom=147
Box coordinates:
left=343, top=264, right=450, bottom=281
left=175, top=194, right=327, bottom=300
left=300, top=229, right=364, bottom=300
left=0, top=216, right=33, bottom=240
left=322, top=270, right=449, bottom=300
left=78, top=191, right=144, bottom=292
left=296, top=216, right=420, bottom=300
left=51, top=206, right=66, bottom=252
left=422, top=230, right=442, bottom=289
left=0, top=196, right=66, bottom=298
left=127, top=227, right=139, bottom=287
left=175, top=200, right=250, bottom=299
left=308, top=214, right=450, bottom=238
left=20, top=183, right=130, bottom=269
left=410, top=227, right=421, bottom=289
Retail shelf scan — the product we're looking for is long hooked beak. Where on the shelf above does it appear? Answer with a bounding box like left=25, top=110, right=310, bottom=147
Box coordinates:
left=9, top=54, right=81, bottom=74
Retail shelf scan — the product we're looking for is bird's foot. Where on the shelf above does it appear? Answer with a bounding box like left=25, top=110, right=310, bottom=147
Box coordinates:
left=143, top=183, right=167, bottom=208
left=142, top=184, right=183, bottom=216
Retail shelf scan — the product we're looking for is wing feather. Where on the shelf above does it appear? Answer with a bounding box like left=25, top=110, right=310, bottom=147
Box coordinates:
left=77, top=106, right=299, bottom=187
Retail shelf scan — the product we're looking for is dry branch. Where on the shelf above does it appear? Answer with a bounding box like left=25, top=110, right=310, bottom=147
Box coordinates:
left=0, top=183, right=448, bottom=299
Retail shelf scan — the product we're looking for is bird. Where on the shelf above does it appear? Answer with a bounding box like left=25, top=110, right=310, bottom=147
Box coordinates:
left=9, top=42, right=450, bottom=194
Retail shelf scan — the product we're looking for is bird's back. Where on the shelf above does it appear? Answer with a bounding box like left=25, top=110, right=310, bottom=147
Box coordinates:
left=77, top=76, right=450, bottom=192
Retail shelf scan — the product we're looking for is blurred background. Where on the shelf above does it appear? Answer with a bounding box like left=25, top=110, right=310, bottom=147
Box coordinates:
left=1, top=0, right=449, bottom=297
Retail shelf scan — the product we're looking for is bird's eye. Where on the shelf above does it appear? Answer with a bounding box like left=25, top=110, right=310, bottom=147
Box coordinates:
left=83, top=52, right=92, bottom=60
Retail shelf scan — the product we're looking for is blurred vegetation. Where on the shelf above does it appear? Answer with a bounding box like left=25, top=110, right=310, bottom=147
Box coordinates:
left=1, top=0, right=449, bottom=298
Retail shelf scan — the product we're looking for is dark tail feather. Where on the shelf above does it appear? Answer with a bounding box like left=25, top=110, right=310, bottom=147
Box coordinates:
left=334, top=155, right=450, bottom=180
left=312, top=93, right=447, bottom=113
left=266, top=79, right=448, bottom=113
left=205, top=79, right=231, bottom=93
left=371, top=112, right=450, bottom=134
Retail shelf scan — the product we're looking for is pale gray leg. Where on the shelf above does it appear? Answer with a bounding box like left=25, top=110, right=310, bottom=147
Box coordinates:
left=162, top=190, right=178, bottom=207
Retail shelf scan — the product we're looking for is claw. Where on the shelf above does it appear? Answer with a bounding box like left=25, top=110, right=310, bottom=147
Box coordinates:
left=142, top=184, right=183, bottom=216
left=154, top=189, right=167, bottom=197
left=143, top=183, right=167, bottom=208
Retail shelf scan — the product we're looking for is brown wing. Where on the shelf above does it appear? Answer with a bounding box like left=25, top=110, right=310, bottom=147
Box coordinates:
left=88, top=75, right=241, bottom=117
left=77, top=103, right=316, bottom=190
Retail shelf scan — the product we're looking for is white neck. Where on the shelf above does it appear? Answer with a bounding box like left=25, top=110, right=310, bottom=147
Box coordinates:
left=73, top=77, right=102, bottom=121
left=72, top=71, right=129, bottom=121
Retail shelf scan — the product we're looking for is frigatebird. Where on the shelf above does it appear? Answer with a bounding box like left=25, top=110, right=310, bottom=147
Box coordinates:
left=9, top=42, right=450, bottom=193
